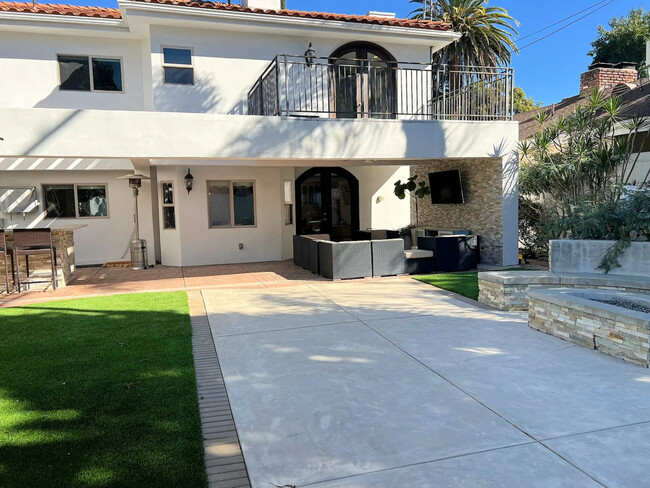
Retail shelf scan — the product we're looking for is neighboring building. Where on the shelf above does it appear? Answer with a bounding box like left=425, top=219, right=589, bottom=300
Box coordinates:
left=0, top=0, right=519, bottom=269
left=515, top=60, right=650, bottom=185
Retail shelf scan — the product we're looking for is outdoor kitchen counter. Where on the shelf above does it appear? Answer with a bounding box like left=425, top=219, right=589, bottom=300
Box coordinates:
left=4, top=225, right=83, bottom=287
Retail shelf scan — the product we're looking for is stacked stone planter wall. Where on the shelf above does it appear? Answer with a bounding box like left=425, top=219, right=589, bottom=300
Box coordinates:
left=478, top=240, right=650, bottom=311
left=529, top=289, right=650, bottom=367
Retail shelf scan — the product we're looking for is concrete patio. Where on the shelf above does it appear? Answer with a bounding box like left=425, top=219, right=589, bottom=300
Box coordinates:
left=204, top=278, right=650, bottom=488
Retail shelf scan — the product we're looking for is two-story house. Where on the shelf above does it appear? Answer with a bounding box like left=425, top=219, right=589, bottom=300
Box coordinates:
left=0, top=0, right=519, bottom=272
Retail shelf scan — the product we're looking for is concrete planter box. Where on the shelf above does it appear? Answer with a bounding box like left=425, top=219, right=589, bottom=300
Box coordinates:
left=478, top=271, right=650, bottom=311
left=550, top=239, right=650, bottom=277
left=529, top=289, right=650, bottom=367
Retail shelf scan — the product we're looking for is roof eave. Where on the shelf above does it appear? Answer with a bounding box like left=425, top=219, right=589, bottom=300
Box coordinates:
left=119, top=0, right=460, bottom=41
left=0, top=10, right=126, bottom=28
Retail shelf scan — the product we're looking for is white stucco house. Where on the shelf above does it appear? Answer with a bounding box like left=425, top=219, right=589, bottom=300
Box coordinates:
left=0, top=0, right=519, bottom=270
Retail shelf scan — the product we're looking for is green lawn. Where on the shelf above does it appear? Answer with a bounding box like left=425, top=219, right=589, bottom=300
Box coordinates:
left=0, top=292, right=207, bottom=488
left=415, top=272, right=480, bottom=300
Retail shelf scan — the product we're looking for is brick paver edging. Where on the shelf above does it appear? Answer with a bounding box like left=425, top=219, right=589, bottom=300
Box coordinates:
left=188, top=291, right=252, bottom=488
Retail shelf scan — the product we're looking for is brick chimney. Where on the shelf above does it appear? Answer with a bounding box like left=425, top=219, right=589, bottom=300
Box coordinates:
left=580, top=62, right=638, bottom=93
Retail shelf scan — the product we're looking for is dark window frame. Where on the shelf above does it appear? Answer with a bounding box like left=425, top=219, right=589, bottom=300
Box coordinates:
left=57, top=54, right=124, bottom=93
left=161, top=181, right=176, bottom=230
left=162, top=46, right=194, bottom=86
left=42, top=183, right=110, bottom=219
left=207, top=180, right=257, bottom=229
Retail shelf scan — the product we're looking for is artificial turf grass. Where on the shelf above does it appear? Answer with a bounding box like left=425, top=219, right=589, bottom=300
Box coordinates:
left=414, top=272, right=480, bottom=300
left=0, top=292, right=207, bottom=488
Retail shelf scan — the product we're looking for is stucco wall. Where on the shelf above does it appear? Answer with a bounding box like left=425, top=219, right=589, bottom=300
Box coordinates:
left=0, top=31, right=145, bottom=111
left=411, top=159, right=504, bottom=265
left=149, top=25, right=434, bottom=115
left=0, top=168, right=155, bottom=266
left=154, top=165, right=293, bottom=266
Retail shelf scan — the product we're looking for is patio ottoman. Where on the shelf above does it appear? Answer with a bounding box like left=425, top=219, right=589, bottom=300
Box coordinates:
left=404, top=249, right=434, bottom=275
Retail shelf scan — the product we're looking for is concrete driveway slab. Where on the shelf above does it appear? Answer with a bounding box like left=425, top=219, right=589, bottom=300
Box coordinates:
left=310, top=279, right=476, bottom=321
left=213, top=320, right=530, bottom=488
left=314, top=443, right=601, bottom=488
left=204, top=279, right=650, bottom=488
left=204, top=286, right=354, bottom=337
left=544, top=423, right=650, bottom=488
left=369, top=313, right=650, bottom=439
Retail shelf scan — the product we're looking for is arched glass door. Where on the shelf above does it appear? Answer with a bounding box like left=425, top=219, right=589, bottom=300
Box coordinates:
left=296, top=168, right=359, bottom=241
left=331, top=42, right=397, bottom=119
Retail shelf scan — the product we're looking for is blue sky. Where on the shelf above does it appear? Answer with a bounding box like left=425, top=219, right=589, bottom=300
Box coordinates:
left=65, top=0, right=644, bottom=105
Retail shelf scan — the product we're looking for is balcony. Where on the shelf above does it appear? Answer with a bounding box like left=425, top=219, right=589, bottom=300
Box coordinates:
left=247, top=55, right=514, bottom=121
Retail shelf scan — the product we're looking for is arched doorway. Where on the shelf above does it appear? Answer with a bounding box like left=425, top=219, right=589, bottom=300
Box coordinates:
left=296, top=168, right=360, bottom=241
left=330, top=42, right=397, bottom=119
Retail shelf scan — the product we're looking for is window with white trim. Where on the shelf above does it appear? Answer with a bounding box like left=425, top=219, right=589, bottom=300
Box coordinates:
left=208, top=181, right=256, bottom=228
left=283, top=180, right=294, bottom=225
left=162, top=47, right=194, bottom=85
left=43, top=184, right=108, bottom=219
left=161, top=182, right=176, bottom=229
left=57, top=55, right=123, bottom=92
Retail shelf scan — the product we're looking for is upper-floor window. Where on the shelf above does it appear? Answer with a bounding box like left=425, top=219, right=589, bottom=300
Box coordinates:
left=57, top=55, right=123, bottom=92
left=162, top=47, right=194, bottom=85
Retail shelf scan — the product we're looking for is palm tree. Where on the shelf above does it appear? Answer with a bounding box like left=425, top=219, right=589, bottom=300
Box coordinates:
left=410, top=0, right=519, bottom=66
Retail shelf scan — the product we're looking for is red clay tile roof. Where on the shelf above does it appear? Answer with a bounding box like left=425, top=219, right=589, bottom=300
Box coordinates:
left=0, top=1, right=121, bottom=18
left=0, top=0, right=453, bottom=30
left=129, top=0, right=453, bottom=30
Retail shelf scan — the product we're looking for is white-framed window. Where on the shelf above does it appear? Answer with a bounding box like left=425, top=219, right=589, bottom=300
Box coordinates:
left=207, top=181, right=256, bottom=228
left=57, top=55, right=124, bottom=92
left=283, top=180, right=294, bottom=225
left=161, top=182, right=176, bottom=230
left=162, top=47, right=194, bottom=85
left=42, top=184, right=109, bottom=219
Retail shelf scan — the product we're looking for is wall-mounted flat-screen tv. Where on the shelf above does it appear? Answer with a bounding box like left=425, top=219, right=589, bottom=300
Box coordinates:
left=428, top=170, right=465, bottom=204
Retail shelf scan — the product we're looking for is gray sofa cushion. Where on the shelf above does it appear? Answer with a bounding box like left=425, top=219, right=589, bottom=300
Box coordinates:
left=293, top=234, right=301, bottom=266
left=294, top=234, right=331, bottom=271
left=318, top=240, right=372, bottom=280
left=308, top=238, right=320, bottom=274
left=372, top=239, right=406, bottom=277
left=298, top=237, right=311, bottom=269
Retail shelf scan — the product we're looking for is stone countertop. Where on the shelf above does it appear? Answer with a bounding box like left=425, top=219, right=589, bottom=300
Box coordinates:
left=3, top=224, right=87, bottom=232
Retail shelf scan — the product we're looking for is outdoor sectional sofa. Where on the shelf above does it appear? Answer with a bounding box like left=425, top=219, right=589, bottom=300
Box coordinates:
left=293, top=235, right=405, bottom=280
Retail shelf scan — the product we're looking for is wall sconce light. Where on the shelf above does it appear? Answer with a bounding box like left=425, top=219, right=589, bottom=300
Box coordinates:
left=185, top=169, right=194, bottom=194
left=305, top=42, right=316, bottom=67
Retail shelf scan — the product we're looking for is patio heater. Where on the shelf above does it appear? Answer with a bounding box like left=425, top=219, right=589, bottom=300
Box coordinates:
left=119, top=172, right=150, bottom=270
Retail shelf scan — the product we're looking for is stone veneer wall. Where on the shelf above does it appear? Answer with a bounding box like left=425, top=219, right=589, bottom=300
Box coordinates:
left=411, top=159, right=503, bottom=265
left=478, top=270, right=650, bottom=311
left=529, top=295, right=650, bottom=367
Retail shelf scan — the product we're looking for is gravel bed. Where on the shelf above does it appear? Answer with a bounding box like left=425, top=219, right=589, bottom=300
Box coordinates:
left=590, top=298, right=650, bottom=314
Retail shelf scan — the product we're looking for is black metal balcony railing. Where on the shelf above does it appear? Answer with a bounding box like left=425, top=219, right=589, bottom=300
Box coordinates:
left=247, top=55, right=514, bottom=121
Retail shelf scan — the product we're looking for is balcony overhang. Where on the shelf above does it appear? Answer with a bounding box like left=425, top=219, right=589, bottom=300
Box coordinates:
left=0, top=108, right=518, bottom=163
